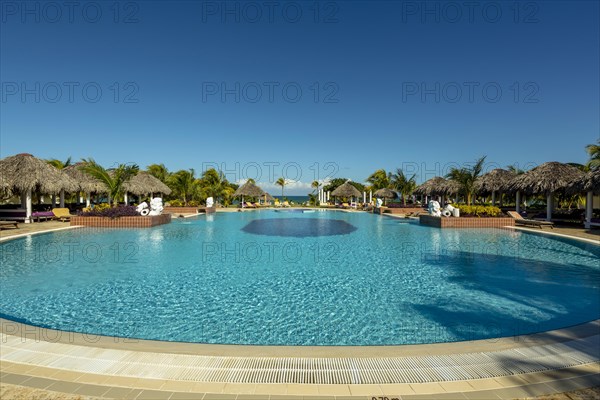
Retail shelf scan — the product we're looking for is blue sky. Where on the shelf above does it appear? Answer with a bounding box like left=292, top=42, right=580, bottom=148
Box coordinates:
left=1, top=1, right=598, bottom=194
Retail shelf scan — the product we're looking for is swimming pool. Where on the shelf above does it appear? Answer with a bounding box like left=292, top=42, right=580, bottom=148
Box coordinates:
left=1, top=210, right=598, bottom=345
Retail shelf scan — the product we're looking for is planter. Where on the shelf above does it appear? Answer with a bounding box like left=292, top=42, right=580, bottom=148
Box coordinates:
left=419, top=215, right=515, bottom=228
left=71, top=214, right=171, bottom=228
left=163, top=206, right=199, bottom=214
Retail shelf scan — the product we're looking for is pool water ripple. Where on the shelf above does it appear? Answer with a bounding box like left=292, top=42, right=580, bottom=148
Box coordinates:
left=1, top=210, right=598, bottom=345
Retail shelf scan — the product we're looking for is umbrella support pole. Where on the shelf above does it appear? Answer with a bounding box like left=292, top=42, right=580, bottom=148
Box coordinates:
left=585, top=191, right=593, bottom=229
left=21, top=190, right=32, bottom=223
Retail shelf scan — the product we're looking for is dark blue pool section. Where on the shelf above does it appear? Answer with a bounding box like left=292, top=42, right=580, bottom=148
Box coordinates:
left=242, top=217, right=357, bottom=237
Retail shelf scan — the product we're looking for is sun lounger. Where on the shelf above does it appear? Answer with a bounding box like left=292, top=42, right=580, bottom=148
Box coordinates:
left=32, top=211, right=55, bottom=222
left=0, top=221, right=19, bottom=229
left=507, top=211, right=554, bottom=229
left=52, top=208, right=75, bottom=222
left=0, top=208, right=30, bottom=222
left=282, top=201, right=290, bottom=208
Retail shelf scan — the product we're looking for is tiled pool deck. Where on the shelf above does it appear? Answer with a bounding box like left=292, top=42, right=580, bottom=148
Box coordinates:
left=1, top=214, right=598, bottom=399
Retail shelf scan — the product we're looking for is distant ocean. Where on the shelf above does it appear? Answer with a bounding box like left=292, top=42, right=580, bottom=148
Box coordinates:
left=233, top=195, right=310, bottom=205
left=282, top=195, right=310, bottom=203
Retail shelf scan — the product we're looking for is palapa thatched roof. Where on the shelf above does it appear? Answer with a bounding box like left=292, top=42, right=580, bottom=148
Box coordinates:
left=0, top=153, right=77, bottom=194
left=263, top=192, right=275, bottom=201
left=374, top=188, right=397, bottom=198
left=568, top=169, right=600, bottom=194
left=63, top=163, right=106, bottom=193
left=440, top=179, right=462, bottom=196
left=233, top=181, right=264, bottom=197
left=413, top=177, right=447, bottom=196
left=331, top=181, right=362, bottom=198
left=0, top=176, right=12, bottom=198
left=124, top=171, right=172, bottom=195
left=503, top=162, right=584, bottom=194
left=475, top=169, right=516, bottom=194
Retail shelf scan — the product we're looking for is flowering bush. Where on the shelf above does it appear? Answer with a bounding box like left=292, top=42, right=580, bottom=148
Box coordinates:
left=167, top=199, right=183, bottom=207
left=453, top=205, right=502, bottom=217
left=79, top=205, right=139, bottom=218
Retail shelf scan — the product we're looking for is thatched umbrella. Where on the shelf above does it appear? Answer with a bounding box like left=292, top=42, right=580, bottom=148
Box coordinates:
left=331, top=181, right=361, bottom=198
left=413, top=177, right=447, bottom=203
left=124, top=172, right=172, bottom=203
left=233, top=181, right=265, bottom=207
left=438, top=179, right=462, bottom=204
left=475, top=168, right=515, bottom=206
left=331, top=181, right=361, bottom=207
left=63, top=163, right=106, bottom=206
left=440, top=180, right=461, bottom=195
left=374, top=187, right=397, bottom=205
left=504, top=162, right=584, bottom=220
left=568, top=169, right=599, bottom=229
left=0, top=175, right=12, bottom=198
left=262, top=192, right=275, bottom=205
left=374, top=188, right=396, bottom=198
left=0, top=153, right=77, bottom=221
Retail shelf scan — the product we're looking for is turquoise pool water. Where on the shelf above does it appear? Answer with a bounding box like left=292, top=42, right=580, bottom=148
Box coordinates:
left=1, top=210, right=599, bottom=345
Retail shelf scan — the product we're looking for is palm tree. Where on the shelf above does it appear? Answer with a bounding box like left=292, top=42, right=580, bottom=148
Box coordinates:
left=507, top=164, right=525, bottom=175
left=276, top=177, right=286, bottom=199
left=391, top=168, right=417, bottom=206
left=170, top=169, right=197, bottom=205
left=586, top=139, right=600, bottom=170
left=446, top=156, right=486, bottom=205
left=311, top=180, right=319, bottom=194
left=199, top=168, right=235, bottom=205
left=146, top=163, right=170, bottom=183
left=47, top=157, right=72, bottom=170
left=80, top=158, right=139, bottom=206
left=366, top=169, right=390, bottom=190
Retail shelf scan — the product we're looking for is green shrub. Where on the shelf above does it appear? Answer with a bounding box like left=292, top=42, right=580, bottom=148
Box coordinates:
left=168, top=199, right=183, bottom=207
left=453, top=204, right=502, bottom=217
left=187, top=200, right=199, bottom=207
